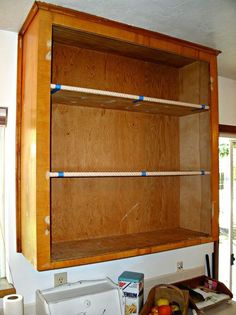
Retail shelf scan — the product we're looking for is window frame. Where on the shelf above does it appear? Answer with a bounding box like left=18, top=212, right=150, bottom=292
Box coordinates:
left=0, top=107, right=15, bottom=297
left=0, top=107, right=7, bottom=278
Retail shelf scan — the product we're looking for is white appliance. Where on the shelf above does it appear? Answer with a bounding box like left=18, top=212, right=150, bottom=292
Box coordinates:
left=36, top=278, right=125, bottom=315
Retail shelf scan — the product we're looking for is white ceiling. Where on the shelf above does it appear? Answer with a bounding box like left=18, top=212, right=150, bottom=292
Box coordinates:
left=1, top=0, right=236, bottom=79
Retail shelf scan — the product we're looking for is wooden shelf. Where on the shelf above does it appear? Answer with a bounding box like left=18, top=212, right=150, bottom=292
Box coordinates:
left=51, top=228, right=211, bottom=263
left=51, top=84, right=209, bottom=116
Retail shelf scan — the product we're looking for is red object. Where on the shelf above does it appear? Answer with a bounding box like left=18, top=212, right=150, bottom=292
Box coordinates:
left=158, top=305, right=172, bottom=315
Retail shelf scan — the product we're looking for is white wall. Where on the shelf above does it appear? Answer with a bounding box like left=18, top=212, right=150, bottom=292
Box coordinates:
left=0, top=30, right=214, bottom=305
left=219, top=76, right=236, bottom=125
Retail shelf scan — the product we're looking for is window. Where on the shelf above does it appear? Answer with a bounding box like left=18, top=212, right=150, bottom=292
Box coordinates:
left=0, top=107, right=7, bottom=277
left=0, top=107, right=16, bottom=297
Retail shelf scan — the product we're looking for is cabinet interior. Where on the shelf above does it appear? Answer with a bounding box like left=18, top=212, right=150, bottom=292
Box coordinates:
left=50, top=26, right=211, bottom=262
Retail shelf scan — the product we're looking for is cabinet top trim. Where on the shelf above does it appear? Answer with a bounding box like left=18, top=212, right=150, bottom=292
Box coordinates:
left=20, top=1, right=221, bottom=57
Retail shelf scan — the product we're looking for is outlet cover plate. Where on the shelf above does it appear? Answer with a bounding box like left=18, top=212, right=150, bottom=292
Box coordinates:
left=54, top=272, right=67, bottom=287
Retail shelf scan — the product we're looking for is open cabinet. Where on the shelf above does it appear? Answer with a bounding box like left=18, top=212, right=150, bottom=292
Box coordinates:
left=17, top=2, right=220, bottom=270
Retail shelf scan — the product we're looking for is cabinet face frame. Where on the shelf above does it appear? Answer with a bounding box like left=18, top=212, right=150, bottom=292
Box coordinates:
left=16, top=2, right=220, bottom=270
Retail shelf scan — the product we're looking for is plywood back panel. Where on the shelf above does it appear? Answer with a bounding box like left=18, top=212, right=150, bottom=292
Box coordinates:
left=51, top=176, right=180, bottom=242
left=51, top=104, right=180, bottom=242
left=52, top=43, right=179, bottom=100
left=51, top=104, right=179, bottom=171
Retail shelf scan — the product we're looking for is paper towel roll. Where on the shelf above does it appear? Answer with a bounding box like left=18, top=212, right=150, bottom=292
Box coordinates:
left=3, top=294, right=24, bottom=315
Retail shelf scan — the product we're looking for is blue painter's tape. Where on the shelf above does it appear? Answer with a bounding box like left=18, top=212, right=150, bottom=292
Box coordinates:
left=133, top=95, right=144, bottom=104
left=201, top=104, right=206, bottom=109
left=201, top=170, right=205, bottom=175
left=58, top=171, right=64, bottom=177
left=141, top=171, right=147, bottom=177
left=51, top=84, right=61, bottom=94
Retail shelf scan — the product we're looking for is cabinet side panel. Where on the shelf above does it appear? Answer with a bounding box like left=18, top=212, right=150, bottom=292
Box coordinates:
left=179, top=61, right=209, bottom=105
left=179, top=61, right=211, bottom=234
left=209, top=56, right=219, bottom=241
left=20, top=14, right=39, bottom=266
left=179, top=114, right=201, bottom=231
left=35, top=10, right=52, bottom=269
left=199, top=112, right=211, bottom=233
left=179, top=114, right=211, bottom=234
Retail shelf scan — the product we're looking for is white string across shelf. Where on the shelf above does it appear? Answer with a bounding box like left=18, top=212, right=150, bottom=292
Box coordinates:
left=47, top=170, right=210, bottom=178
left=50, top=84, right=209, bottom=111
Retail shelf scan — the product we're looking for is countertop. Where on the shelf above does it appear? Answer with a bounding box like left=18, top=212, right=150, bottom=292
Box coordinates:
left=202, top=301, right=236, bottom=315
left=0, top=302, right=235, bottom=315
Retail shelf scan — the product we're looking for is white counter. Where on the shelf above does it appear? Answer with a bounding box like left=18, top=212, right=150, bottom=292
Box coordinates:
left=204, top=301, right=236, bottom=315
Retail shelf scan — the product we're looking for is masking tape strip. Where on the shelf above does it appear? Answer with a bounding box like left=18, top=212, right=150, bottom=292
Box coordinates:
left=51, top=84, right=61, bottom=94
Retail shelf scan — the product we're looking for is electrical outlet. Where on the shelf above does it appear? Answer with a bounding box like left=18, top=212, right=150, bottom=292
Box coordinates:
left=54, top=272, right=67, bottom=287
left=177, top=261, right=183, bottom=271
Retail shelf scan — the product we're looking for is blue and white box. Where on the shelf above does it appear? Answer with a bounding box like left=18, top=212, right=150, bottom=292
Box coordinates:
left=118, top=271, right=144, bottom=315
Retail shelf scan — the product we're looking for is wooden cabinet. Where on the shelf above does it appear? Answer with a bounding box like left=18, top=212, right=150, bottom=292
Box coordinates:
left=17, top=2, right=220, bottom=270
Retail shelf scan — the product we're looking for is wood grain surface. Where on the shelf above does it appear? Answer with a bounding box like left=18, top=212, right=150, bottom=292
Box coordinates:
left=51, top=104, right=180, bottom=243
left=16, top=2, right=219, bottom=270
left=51, top=104, right=179, bottom=172
left=52, top=42, right=179, bottom=99
left=19, top=12, right=39, bottom=267
left=51, top=228, right=209, bottom=261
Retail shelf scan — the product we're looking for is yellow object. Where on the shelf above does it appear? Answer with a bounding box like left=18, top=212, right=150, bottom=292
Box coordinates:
left=171, top=304, right=180, bottom=311
left=156, top=298, right=169, bottom=306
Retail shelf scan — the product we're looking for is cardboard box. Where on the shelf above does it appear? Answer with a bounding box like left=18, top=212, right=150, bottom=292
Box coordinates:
left=119, top=271, right=144, bottom=315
